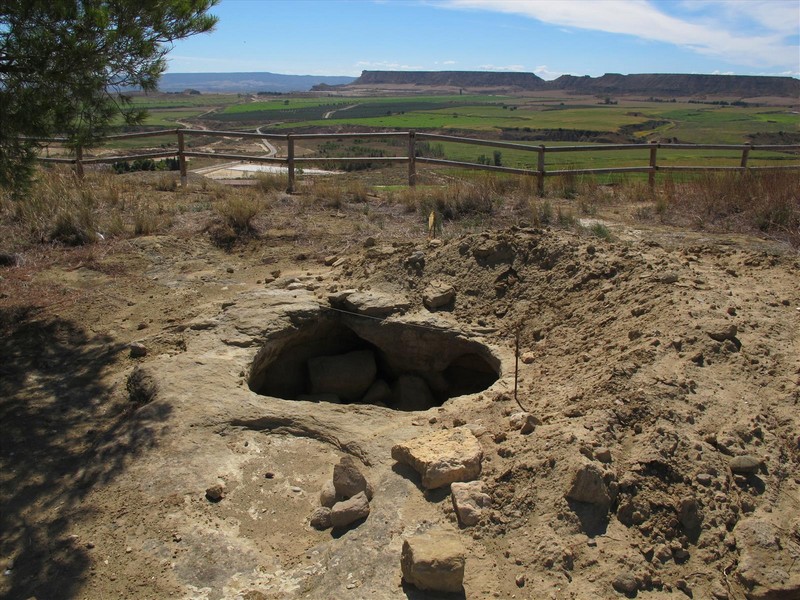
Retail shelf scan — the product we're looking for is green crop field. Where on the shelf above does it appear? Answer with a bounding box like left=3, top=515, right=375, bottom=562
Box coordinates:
left=96, top=91, right=798, bottom=172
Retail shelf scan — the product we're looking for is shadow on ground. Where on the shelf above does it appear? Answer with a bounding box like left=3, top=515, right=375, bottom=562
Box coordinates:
left=0, top=306, right=171, bottom=599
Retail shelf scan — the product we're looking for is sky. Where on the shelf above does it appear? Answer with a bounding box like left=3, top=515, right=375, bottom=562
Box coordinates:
left=166, top=0, right=800, bottom=79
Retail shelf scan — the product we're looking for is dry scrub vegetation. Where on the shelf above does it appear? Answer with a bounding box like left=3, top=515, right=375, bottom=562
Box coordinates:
left=0, top=167, right=798, bottom=255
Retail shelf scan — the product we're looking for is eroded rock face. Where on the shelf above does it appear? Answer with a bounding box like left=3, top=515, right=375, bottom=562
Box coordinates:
left=401, top=531, right=465, bottom=593
left=391, top=427, right=483, bottom=489
left=734, top=518, right=800, bottom=599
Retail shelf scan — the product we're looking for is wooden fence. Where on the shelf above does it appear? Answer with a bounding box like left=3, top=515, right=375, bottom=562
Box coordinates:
left=36, top=128, right=800, bottom=195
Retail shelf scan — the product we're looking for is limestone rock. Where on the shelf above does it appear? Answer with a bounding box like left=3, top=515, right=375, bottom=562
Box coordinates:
left=735, top=518, right=800, bottom=599
left=330, top=491, right=370, bottom=529
left=333, top=455, right=373, bottom=500
left=391, top=374, right=435, bottom=412
left=308, top=350, right=376, bottom=401
left=566, top=462, right=611, bottom=507
left=391, top=427, right=483, bottom=489
left=310, top=506, right=332, bottom=530
left=423, top=281, right=456, bottom=310
left=401, top=531, right=465, bottom=593
left=361, top=379, right=391, bottom=405
left=729, top=455, right=762, bottom=475
left=342, top=291, right=411, bottom=318
left=451, top=481, right=491, bottom=526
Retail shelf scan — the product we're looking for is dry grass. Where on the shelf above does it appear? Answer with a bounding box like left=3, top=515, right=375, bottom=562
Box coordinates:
left=648, top=172, right=800, bottom=246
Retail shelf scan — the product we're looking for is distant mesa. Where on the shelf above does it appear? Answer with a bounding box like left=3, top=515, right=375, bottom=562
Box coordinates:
left=318, top=70, right=800, bottom=98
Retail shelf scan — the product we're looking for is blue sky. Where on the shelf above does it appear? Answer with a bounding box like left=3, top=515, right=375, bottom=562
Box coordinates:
left=167, top=0, right=800, bottom=79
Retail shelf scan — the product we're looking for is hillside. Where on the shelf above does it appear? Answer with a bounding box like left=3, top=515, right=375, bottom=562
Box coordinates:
left=329, top=70, right=800, bottom=98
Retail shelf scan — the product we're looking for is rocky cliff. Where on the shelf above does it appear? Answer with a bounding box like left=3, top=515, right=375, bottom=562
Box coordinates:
left=336, top=70, right=800, bottom=97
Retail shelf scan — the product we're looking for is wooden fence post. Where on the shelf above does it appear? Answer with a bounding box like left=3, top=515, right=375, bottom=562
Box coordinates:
left=408, top=130, right=417, bottom=187
left=537, top=145, right=545, bottom=196
left=287, top=134, right=295, bottom=193
left=178, top=130, right=187, bottom=187
left=648, top=141, right=658, bottom=192
left=740, top=143, right=751, bottom=171
left=75, top=145, right=84, bottom=179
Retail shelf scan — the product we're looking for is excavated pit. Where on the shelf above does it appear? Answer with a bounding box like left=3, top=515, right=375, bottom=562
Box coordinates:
left=248, top=312, right=500, bottom=411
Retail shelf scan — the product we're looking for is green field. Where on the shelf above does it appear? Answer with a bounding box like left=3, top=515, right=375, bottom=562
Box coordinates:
left=99, top=91, right=798, bottom=171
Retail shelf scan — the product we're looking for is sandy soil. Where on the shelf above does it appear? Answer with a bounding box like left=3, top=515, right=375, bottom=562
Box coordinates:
left=1, top=180, right=798, bottom=600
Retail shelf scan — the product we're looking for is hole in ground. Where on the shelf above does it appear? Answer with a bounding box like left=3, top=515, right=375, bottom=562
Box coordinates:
left=248, top=311, right=500, bottom=411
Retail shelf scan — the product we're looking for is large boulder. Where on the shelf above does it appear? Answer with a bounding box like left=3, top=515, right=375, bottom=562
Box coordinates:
left=342, top=291, right=411, bottom=318
left=308, top=350, right=376, bottom=401
left=391, top=374, right=436, bottom=412
left=392, top=427, right=483, bottom=489
left=401, top=531, right=465, bottom=593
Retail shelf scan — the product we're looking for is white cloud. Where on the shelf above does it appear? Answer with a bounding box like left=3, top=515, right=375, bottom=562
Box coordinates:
left=356, top=60, right=424, bottom=70
left=533, top=65, right=565, bottom=80
left=477, top=63, right=527, bottom=71
left=443, top=0, right=800, bottom=69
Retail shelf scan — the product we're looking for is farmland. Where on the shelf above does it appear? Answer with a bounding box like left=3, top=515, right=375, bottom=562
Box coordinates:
left=90, top=91, right=800, bottom=171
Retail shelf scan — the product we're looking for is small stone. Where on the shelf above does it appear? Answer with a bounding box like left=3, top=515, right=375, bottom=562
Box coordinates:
left=520, top=351, right=535, bottom=364
left=696, top=473, right=713, bottom=486
left=515, top=574, right=526, bottom=588
left=520, top=414, right=538, bottom=435
left=320, top=480, right=338, bottom=508
left=659, top=272, right=679, bottom=284
left=612, top=572, right=638, bottom=594
left=595, top=447, right=612, bottom=463
left=333, top=456, right=373, bottom=500
left=401, top=531, right=465, bottom=593
left=729, top=455, right=761, bottom=475
left=566, top=462, right=611, bottom=508
left=324, top=255, right=338, bottom=266
left=706, top=324, right=738, bottom=343
left=330, top=491, right=370, bottom=529
left=678, top=496, right=703, bottom=531
left=129, top=342, right=147, bottom=358
left=423, top=281, right=456, bottom=310
left=310, top=506, right=332, bottom=530
left=85, top=542, right=95, bottom=549
left=205, top=483, right=225, bottom=502
left=451, top=481, right=491, bottom=526
left=655, top=544, right=672, bottom=563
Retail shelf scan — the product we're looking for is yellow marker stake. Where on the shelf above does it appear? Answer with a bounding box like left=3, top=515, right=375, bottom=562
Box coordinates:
left=428, top=211, right=435, bottom=238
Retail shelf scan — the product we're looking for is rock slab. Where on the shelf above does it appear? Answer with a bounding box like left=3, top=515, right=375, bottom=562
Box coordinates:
left=401, top=531, right=465, bottom=593
left=392, top=427, right=483, bottom=489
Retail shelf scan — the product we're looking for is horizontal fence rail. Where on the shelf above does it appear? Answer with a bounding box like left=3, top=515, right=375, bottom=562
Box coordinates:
left=33, top=128, right=800, bottom=194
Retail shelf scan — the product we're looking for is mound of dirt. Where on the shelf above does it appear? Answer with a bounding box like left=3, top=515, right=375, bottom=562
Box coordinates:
left=1, top=216, right=798, bottom=599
